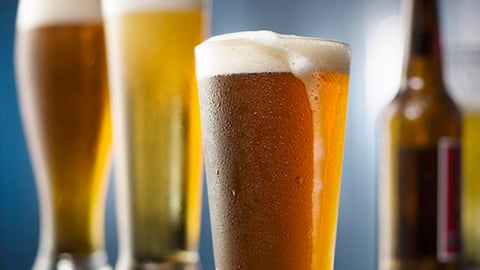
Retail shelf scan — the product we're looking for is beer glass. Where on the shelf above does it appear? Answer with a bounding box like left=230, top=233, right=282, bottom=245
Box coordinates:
left=446, top=46, right=480, bottom=269
left=102, top=0, right=207, bottom=269
left=195, top=31, right=351, bottom=270
left=14, top=0, right=112, bottom=269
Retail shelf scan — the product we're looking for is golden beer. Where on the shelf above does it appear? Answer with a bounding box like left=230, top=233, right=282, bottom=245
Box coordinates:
left=102, top=0, right=205, bottom=268
left=462, top=111, right=480, bottom=266
left=195, top=31, right=351, bottom=270
left=15, top=0, right=111, bottom=268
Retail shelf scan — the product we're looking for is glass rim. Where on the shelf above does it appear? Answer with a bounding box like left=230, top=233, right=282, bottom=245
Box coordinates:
left=197, top=30, right=351, bottom=52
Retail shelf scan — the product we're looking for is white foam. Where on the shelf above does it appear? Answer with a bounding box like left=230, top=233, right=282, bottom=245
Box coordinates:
left=102, top=0, right=203, bottom=18
left=194, top=30, right=351, bottom=79
left=16, top=0, right=102, bottom=31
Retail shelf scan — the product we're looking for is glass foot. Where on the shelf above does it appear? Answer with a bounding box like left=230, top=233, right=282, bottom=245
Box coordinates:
left=116, top=250, right=201, bottom=270
left=32, top=250, right=111, bottom=270
left=130, top=262, right=200, bottom=270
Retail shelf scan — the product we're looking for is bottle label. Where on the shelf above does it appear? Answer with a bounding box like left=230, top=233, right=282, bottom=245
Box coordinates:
left=437, top=137, right=461, bottom=262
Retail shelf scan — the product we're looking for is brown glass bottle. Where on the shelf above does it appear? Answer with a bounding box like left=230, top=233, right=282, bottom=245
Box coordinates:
left=377, top=0, right=462, bottom=269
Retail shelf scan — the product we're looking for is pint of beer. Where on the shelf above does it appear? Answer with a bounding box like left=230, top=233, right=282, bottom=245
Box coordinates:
left=195, top=31, right=351, bottom=270
left=102, top=0, right=207, bottom=269
left=15, top=0, right=111, bottom=269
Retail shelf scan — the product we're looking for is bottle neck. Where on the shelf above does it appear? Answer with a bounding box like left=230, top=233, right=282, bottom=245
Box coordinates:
left=401, top=0, right=445, bottom=93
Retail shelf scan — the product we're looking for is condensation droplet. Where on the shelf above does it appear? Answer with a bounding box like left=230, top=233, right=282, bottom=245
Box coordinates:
left=295, top=176, right=304, bottom=184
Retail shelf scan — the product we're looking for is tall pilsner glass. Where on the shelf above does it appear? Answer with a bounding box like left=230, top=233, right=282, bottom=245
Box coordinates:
left=195, top=31, right=351, bottom=270
left=14, top=0, right=112, bottom=269
left=102, top=0, right=207, bottom=269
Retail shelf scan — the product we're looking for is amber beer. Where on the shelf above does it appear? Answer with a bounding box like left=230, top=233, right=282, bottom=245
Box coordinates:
left=102, top=0, right=205, bottom=268
left=195, top=31, right=351, bottom=270
left=15, top=0, right=111, bottom=269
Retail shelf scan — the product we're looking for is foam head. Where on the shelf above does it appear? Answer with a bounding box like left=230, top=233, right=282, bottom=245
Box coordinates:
left=16, top=0, right=102, bottom=31
left=194, top=30, right=351, bottom=80
left=102, top=0, right=203, bottom=18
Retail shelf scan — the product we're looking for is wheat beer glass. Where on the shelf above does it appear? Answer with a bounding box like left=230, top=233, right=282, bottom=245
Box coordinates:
left=102, top=0, right=206, bottom=269
left=14, top=0, right=112, bottom=269
left=446, top=47, right=480, bottom=269
left=195, top=31, right=351, bottom=270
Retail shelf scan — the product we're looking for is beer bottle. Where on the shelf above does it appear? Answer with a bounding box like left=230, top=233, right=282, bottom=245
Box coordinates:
left=377, top=0, right=462, bottom=269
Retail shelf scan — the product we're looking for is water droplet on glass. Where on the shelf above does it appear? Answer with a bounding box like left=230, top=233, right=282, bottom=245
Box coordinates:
left=295, top=176, right=304, bottom=184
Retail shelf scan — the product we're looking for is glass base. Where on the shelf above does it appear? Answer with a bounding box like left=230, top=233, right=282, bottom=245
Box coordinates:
left=116, top=260, right=201, bottom=270
left=116, top=250, right=201, bottom=270
left=32, top=250, right=111, bottom=270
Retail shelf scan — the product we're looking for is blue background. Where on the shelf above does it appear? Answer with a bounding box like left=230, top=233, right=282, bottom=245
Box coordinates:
left=1, top=0, right=376, bottom=269
left=2, top=0, right=467, bottom=269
